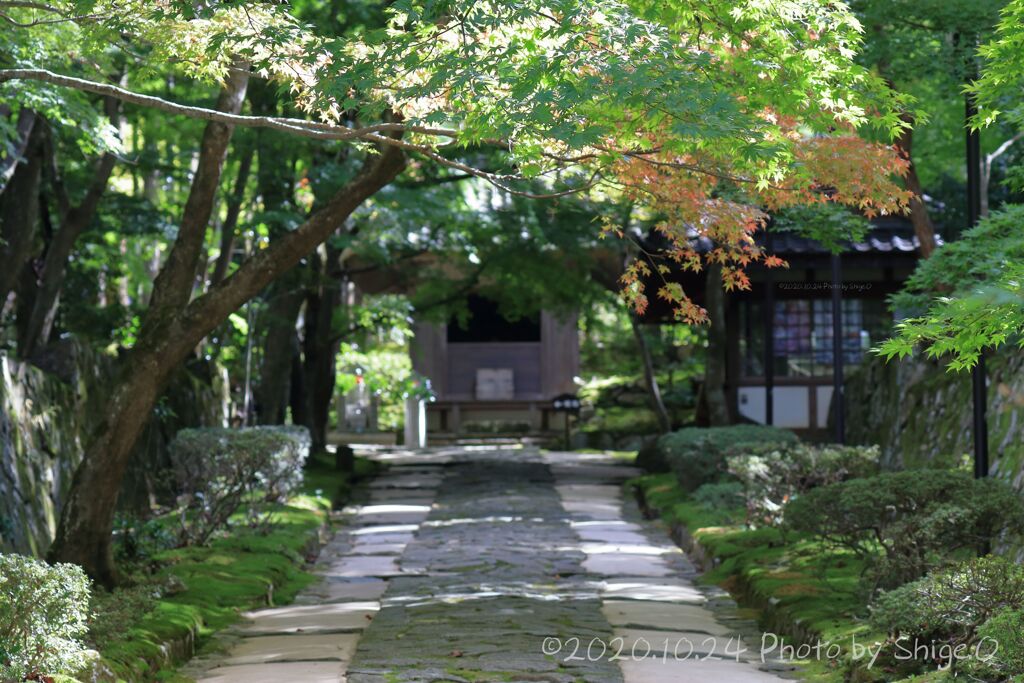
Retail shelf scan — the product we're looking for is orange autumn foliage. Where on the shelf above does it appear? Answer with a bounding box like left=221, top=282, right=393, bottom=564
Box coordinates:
left=609, top=133, right=912, bottom=323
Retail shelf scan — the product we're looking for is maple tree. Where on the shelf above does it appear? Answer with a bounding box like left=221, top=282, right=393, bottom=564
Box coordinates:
left=0, top=0, right=914, bottom=583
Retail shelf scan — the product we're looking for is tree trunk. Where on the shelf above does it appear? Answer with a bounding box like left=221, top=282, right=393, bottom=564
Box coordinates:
left=48, top=68, right=250, bottom=586
left=18, top=152, right=117, bottom=358
left=301, top=245, right=344, bottom=454
left=0, top=118, right=45, bottom=306
left=701, top=264, right=731, bottom=427
left=629, top=313, right=672, bottom=433
left=49, top=127, right=405, bottom=584
left=253, top=280, right=304, bottom=424
left=895, top=120, right=938, bottom=258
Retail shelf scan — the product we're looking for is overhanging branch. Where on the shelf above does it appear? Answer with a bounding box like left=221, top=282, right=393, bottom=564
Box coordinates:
left=2, top=68, right=601, bottom=200
left=0, top=69, right=457, bottom=142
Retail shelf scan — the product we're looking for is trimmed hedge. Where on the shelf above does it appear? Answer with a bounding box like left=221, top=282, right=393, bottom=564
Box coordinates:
left=727, top=442, right=879, bottom=526
left=638, top=424, right=798, bottom=490
left=170, top=426, right=311, bottom=545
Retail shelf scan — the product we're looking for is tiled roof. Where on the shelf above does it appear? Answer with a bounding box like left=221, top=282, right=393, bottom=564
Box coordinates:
left=770, top=217, right=939, bottom=255
left=654, top=216, right=938, bottom=256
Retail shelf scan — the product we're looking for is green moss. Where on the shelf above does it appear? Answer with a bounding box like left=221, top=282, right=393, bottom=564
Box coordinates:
left=87, top=457, right=372, bottom=682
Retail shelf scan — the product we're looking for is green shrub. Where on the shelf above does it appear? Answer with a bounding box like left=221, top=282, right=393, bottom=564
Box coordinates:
left=976, top=607, right=1024, bottom=677
left=727, top=443, right=878, bottom=526
left=656, top=425, right=798, bottom=490
left=0, top=553, right=94, bottom=680
left=692, top=481, right=745, bottom=511
left=870, top=556, right=1024, bottom=675
left=170, top=426, right=311, bottom=546
left=786, top=469, right=1024, bottom=588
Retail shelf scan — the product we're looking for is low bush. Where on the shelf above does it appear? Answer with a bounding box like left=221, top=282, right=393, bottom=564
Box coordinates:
left=870, top=555, right=1024, bottom=676
left=786, top=469, right=1024, bottom=588
left=0, top=553, right=94, bottom=681
left=692, top=481, right=745, bottom=511
left=170, top=426, right=311, bottom=546
left=656, top=425, right=798, bottom=490
left=727, top=443, right=879, bottom=526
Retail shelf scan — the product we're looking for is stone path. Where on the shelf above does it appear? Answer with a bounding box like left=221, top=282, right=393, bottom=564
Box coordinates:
left=186, top=447, right=795, bottom=683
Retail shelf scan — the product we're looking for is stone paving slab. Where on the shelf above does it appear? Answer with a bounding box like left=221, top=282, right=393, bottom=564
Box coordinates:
left=197, top=661, right=347, bottom=682
left=582, top=554, right=673, bottom=577
left=613, top=627, right=759, bottom=660
left=368, top=475, right=444, bottom=489
left=342, top=511, right=431, bottom=525
left=602, top=601, right=731, bottom=635
left=349, top=541, right=409, bottom=555
left=216, top=633, right=360, bottom=665
left=349, top=523, right=420, bottom=536
left=555, top=484, right=623, bottom=500
left=599, top=580, right=707, bottom=604
left=296, top=578, right=389, bottom=605
left=562, top=500, right=627, bottom=520
left=321, top=555, right=405, bottom=578
left=577, top=541, right=681, bottom=556
left=575, top=529, right=652, bottom=545
left=232, top=602, right=380, bottom=635
left=618, top=657, right=784, bottom=682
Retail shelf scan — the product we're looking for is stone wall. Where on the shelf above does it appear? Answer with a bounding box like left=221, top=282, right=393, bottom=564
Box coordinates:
left=845, top=350, right=1024, bottom=484
left=0, top=345, right=228, bottom=556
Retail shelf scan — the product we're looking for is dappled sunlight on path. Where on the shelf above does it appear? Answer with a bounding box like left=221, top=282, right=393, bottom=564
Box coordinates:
left=185, top=446, right=793, bottom=682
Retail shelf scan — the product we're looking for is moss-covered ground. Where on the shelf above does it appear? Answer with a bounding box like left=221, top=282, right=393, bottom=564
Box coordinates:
left=629, top=473, right=949, bottom=682
left=83, top=453, right=380, bottom=683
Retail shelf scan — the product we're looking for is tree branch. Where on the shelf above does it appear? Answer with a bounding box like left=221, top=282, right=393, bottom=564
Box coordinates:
left=179, top=140, right=407, bottom=354
left=148, top=63, right=250, bottom=318
left=1, top=68, right=600, bottom=199
left=0, top=69, right=457, bottom=142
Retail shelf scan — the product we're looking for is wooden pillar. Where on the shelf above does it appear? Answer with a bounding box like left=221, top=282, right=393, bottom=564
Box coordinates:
left=831, top=253, right=845, bottom=443
left=763, top=232, right=775, bottom=426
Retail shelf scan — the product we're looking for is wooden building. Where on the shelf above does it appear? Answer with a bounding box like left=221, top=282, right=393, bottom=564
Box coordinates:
left=410, top=295, right=580, bottom=437
left=641, top=217, right=930, bottom=434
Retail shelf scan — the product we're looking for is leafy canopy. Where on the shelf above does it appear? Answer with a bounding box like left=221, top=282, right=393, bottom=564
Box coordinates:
left=1, top=0, right=913, bottom=321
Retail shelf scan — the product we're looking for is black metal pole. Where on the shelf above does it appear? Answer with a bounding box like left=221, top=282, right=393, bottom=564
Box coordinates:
left=972, top=355, right=989, bottom=478
left=763, top=232, right=775, bottom=426
left=966, top=91, right=989, bottom=478
left=831, top=253, right=845, bottom=444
